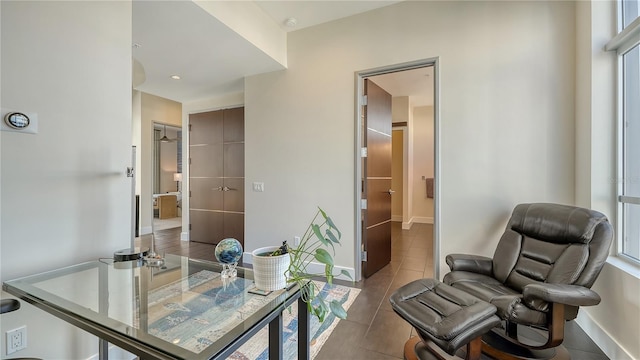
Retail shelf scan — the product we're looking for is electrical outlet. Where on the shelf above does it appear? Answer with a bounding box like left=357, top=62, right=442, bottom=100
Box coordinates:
left=294, top=236, right=301, bottom=246
left=6, top=326, right=27, bottom=355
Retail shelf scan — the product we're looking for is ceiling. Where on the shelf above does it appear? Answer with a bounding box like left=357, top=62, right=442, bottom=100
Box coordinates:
left=370, top=66, right=434, bottom=107
left=255, top=1, right=401, bottom=32
left=133, top=0, right=431, bottom=106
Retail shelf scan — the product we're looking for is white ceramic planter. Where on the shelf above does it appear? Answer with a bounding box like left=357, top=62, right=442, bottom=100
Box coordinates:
left=251, top=246, right=291, bottom=291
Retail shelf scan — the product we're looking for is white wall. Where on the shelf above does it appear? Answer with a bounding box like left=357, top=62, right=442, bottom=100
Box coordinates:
left=411, top=106, right=434, bottom=223
left=391, top=129, right=404, bottom=221
left=245, top=0, right=576, bottom=277
left=0, top=1, right=132, bottom=358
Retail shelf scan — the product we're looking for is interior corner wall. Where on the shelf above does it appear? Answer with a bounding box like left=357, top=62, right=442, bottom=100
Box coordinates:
left=392, top=96, right=411, bottom=225
left=411, top=106, right=434, bottom=223
left=0, top=1, right=132, bottom=358
left=138, top=93, right=182, bottom=235
left=245, top=1, right=576, bottom=276
left=391, top=130, right=404, bottom=220
left=574, top=1, right=639, bottom=359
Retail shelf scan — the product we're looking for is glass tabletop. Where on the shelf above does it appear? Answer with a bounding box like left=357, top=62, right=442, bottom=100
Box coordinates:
left=3, top=254, right=300, bottom=359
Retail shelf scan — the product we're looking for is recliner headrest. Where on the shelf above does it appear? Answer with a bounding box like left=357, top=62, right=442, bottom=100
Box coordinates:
left=508, top=203, right=608, bottom=244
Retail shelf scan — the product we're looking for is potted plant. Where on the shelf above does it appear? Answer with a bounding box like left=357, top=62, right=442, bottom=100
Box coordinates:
left=285, top=207, right=353, bottom=322
left=251, top=242, right=291, bottom=291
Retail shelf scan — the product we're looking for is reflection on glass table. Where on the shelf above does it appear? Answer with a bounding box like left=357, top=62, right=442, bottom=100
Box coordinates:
left=3, top=254, right=309, bottom=360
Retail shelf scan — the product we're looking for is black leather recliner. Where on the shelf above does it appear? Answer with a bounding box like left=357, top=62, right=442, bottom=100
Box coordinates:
left=443, top=203, right=613, bottom=359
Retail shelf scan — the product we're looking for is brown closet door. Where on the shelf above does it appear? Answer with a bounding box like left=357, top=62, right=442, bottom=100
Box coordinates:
left=189, top=107, right=244, bottom=247
left=222, top=107, right=244, bottom=244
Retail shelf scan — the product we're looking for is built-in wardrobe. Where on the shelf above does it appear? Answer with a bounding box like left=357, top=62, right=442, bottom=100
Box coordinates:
left=188, top=107, right=244, bottom=247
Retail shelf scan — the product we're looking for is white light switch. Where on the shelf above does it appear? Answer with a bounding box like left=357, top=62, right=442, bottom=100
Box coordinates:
left=253, top=182, right=264, bottom=192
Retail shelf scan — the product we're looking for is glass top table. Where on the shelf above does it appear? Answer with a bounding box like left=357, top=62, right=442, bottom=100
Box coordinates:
left=3, top=254, right=309, bottom=360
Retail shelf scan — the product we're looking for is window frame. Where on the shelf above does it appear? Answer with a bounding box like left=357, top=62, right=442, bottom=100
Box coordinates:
left=610, top=1, right=640, bottom=265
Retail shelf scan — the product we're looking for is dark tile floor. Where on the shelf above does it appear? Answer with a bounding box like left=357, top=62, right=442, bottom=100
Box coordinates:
left=140, top=222, right=609, bottom=360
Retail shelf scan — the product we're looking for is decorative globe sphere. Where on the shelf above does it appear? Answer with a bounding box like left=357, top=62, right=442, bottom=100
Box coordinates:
left=215, top=238, right=243, bottom=264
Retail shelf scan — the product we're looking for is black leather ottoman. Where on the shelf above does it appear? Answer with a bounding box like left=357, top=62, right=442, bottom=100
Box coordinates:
left=390, top=279, right=501, bottom=360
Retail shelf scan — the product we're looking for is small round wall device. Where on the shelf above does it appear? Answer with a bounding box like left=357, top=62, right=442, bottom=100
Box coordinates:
left=4, top=112, right=30, bottom=130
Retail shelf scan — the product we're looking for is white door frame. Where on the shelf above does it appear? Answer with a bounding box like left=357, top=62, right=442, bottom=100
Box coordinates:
left=354, top=57, right=440, bottom=282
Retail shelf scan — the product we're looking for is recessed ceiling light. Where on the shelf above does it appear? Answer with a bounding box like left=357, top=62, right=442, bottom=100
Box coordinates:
left=170, top=75, right=181, bottom=80
left=284, top=17, right=298, bottom=28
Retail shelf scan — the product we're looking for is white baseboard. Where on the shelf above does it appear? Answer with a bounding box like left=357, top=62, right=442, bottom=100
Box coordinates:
left=242, top=252, right=355, bottom=281
left=575, top=311, right=634, bottom=360
left=140, top=226, right=152, bottom=235
left=86, top=345, right=136, bottom=360
left=180, top=231, right=189, bottom=241
left=412, top=216, right=434, bottom=224
left=401, top=216, right=434, bottom=229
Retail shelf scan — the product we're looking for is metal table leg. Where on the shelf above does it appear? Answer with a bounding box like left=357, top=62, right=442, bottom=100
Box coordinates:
left=269, top=311, right=283, bottom=360
left=298, top=297, right=310, bottom=360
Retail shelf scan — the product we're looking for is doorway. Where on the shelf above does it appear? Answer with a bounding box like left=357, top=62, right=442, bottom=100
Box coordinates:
left=152, top=123, right=182, bottom=232
left=188, top=107, right=245, bottom=247
left=355, top=59, right=439, bottom=281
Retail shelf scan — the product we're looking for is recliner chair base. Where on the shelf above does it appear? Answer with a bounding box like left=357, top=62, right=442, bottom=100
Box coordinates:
left=403, top=334, right=571, bottom=360
left=404, top=336, right=484, bottom=360
left=480, top=327, right=570, bottom=360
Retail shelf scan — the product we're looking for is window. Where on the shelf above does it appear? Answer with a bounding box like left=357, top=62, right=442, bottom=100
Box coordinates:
left=612, top=1, right=640, bottom=263
left=623, top=0, right=639, bottom=28
left=621, top=45, right=640, bottom=262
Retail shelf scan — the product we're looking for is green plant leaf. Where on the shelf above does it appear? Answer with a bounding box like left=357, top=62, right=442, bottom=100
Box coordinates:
left=339, top=269, right=353, bottom=280
left=314, top=248, right=333, bottom=266
left=324, top=214, right=341, bottom=239
left=329, top=300, right=348, bottom=319
left=312, top=224, right=330, bottom=246
left=315, top=305, right=326, bottom=323
left=326, top=229, right=340, bottom=244
left=318, top=207, right=328, bottom=221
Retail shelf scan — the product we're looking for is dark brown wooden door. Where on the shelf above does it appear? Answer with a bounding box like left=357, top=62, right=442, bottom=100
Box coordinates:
left=189, top=107, right=244, bottom=247
left=363, top=79, right=392, bottom=278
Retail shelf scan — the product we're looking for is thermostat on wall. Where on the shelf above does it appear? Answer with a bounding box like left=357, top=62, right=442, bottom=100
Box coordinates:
left=5, top=112, right=30, bottom=129
left=1, top=109, right=38, bottom=134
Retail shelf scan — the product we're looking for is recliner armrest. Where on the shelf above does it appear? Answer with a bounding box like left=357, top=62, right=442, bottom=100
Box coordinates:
left=445, top=254, right=493, bottom=276
left=523, top=283, right=601, bottom=307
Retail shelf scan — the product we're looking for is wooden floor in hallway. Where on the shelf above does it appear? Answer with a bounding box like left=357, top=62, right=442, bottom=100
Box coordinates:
left=138, top=222, right=609, bottom=360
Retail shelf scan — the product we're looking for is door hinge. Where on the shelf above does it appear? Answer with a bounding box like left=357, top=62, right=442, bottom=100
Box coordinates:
left=361, top=250, right=367, bottom=262
left=189, top=190, right=192, bottom=197
left=189, top=224, right=192, bottom=231
left=361, top=147, right=367, bottom=158
left=189, top=124, right=192, bottom=131
left=361, top=95, right=368, bottom=106
left=361, top=199, right=367, bottom=209
left=189, top=158, right=192, bottom=165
